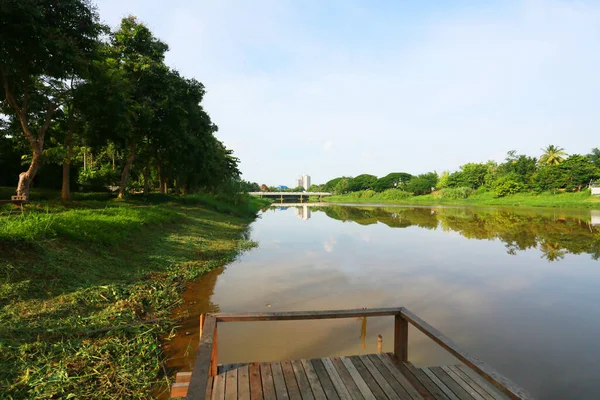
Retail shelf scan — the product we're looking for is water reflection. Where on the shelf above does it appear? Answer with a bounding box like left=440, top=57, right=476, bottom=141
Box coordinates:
left=294, top=205, right=311, bottom=220
left=316, top=206, right=600, bottom=261
left=178, top=205, right=600, bottom=400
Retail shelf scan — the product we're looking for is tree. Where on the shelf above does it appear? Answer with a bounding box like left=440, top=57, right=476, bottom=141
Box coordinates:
left=588, top=148, right=600, bottom=169
left=498, top=151, right=537, bottom=187
left=348, top=174, right=378, bottom=192
left=406, top=172, right=438, bottom=195
left=333, top=178, right=351, bottom=195
left=109, top=16, right=169, bottom=199
left=373, top=172, right=413, bottom=191
left=0, top=0, right=101, bottom=199
left=447, top=162, right=492, bottom=189
left=559, top=154, right=600, bottom=190
left=540, top=145, right=567, bottom=166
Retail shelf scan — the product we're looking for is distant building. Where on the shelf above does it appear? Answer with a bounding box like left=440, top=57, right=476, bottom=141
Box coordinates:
left=297, top=174, right=311, bottom=190
left=276, top=185, right=289, bottom=190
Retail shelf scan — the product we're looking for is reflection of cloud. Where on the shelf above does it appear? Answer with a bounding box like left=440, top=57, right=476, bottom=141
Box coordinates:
left=324, top=237, right=336, bottom=252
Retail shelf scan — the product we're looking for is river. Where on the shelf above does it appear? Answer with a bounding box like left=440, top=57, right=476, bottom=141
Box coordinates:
left=167, top=204, right=600, bottom=399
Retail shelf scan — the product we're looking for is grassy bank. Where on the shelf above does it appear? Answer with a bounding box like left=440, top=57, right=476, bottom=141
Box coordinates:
left=325, top=190, right=600, bottom=209
left=0, top=190, right=269, bottom=399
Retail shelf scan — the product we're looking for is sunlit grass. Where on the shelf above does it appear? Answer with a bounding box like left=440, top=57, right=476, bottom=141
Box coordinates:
left=0, top=192, right=266, bottom=399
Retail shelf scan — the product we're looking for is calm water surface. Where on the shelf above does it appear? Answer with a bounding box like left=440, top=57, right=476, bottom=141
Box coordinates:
left=173, top=205, right=600, bottom=399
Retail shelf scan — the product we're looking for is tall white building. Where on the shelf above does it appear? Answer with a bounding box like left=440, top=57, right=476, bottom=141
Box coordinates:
left=297, top=174, right=311, bottom=190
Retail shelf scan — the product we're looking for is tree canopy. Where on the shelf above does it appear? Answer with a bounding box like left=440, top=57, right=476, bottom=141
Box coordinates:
left=0, top=5, right=243, bottom=199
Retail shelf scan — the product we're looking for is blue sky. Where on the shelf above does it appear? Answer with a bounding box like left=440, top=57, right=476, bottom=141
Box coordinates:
left=96, top=0, right=600, bottom=186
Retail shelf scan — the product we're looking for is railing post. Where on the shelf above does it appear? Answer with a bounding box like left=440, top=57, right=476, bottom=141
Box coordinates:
left=377, top=335, right=383, bottom=353
left=210, top=327, right=218, bottom=376
left=394, top=314, right=408, bottom=362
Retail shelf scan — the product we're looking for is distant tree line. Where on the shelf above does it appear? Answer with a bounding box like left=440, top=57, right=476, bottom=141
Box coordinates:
left=1, top=1, right=242, bottom=200
left=309, top=145, right=600, bottom=198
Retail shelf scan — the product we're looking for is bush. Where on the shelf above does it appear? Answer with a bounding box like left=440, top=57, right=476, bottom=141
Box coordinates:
left=435, top=187, right=473, bottom=199
left=493, top=174, right=524, bottom=197
left=378, top=189, right=411, bottom=200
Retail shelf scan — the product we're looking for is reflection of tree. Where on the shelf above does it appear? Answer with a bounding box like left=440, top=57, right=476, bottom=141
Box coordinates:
left=539, top=240, right=566, bottom=262
left=316, top=206, right=600, bottom=261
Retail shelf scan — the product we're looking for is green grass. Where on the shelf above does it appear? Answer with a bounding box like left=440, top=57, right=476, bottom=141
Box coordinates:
left=325, top=190, right=600, bottom=209
left=0, top=190, right=269, bottom=399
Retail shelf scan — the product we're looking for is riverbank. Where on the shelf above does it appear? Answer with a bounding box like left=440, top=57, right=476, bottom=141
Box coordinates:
left=324, top=190, right=600, bottom=209
left=0, top=191, right=269, bottom=399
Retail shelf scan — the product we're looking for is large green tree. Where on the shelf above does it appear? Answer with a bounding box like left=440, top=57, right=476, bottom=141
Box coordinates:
left=349, top=174, right=378, bottom=191
left=373, top=172, right=413, bottom=191
left=0, top=0, right=101, bottom=199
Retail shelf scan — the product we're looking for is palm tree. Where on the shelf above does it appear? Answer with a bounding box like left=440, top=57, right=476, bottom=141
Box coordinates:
left=539, top=145, right=567, bottom=166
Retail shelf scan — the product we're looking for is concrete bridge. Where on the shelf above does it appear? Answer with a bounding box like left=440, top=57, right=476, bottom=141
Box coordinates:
left=249, top=192, right=333, bottom=202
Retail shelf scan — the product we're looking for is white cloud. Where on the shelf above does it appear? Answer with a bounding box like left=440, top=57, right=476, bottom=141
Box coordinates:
left=323, top=140, right=333, bottom=152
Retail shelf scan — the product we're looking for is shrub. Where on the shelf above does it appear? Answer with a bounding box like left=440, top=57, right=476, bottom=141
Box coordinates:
left=378, top=189, right=411, bottom=200
left=361, top=190, right=376, bottom=199
left=435, top=187, right=473, bottom=199
left=493, top=174, right=524, bottom=197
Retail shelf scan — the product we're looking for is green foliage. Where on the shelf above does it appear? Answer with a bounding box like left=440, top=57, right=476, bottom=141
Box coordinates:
left=373, top=172, right=412, bottom=191
left=406, top=172, right=438, bottom=195
left=540, top=144, right=567, bottom=166
left=447, top=162, right=493, bottom=189
left=493, top=173, right=524, bottom=197
left=348, top=174, right=378, bottom=191
left=333, top=178, right=351, bottom=195
left=377, top=189, right=412, bottom=200
left=435, top=187, right=473, bottom=199
left=498, top=151, right=537, bottom=186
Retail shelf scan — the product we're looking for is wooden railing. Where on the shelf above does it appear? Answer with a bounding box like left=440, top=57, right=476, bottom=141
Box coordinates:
left=182, top=307, right=531, bottom=400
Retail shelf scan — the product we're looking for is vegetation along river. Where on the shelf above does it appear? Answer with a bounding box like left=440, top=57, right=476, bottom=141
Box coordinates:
left=167, top=204, right=600, bottom=400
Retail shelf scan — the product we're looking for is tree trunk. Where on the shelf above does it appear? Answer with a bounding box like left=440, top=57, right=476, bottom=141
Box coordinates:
left=174, top=178, right=181, bottom=195
left=182, top=184, right=188, bottom=195
left=61, top=121, right=74, bottom=201
left=16, top=146, right=42, bottom=199
left=118, top=141, right=136, bottom=199
left=143, top=165, right=150, bottom=194
left=157, top=161, right=165, bottom=194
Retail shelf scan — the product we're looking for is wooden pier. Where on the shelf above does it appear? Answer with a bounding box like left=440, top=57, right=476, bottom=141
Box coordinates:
left=172, top=308, right=532, bottom=400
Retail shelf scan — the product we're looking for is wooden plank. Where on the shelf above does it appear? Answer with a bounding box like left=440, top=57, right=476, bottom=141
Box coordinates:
left=225, top=369, right=238, bottom=400
left=330, top=357, right=364, bottom=400
left=367, top=354, right=414, bottom=400
left=401, top=309, right=531, bottom=400
left=212, top=373, right=226, bottom=400
left=348, top=356, right=388, bottom=399
left=311, top=359, right=340, bottom=400
left=186, top=315, right=217, bottom=400
left=271, top=362, right=290, bottom=399
left=340, top=357, right=376, bottom=400
left=261, top=363, right=277, bottom=399
left=421, top=368, right=460, bottom=400
left=291, top=360, right=315, bottom=400
left=394, top=315, right=408, bottom=362
left=249, top=363, right=264, bottom=400
left=430, top=367, right=474, bottom=399
left=301, top=359, right=328, bottom=400
left=448, top=366, right=498, bottom=400
left=456, top=366, right=508, bottom=400
left=214, top=308, right=403, bottom=322
left=281, top=361, right=302, bottom=400
left=376, top=354, right=423, bottom=400
left=400, top=362, right=448, bottom=400
left=358, top=354, right=401, bottom=399
left=322, top=357, right=352, bottom=399
left=238, top=365, right=251, bottom=400
left=442, top=366, right=487, bottom=400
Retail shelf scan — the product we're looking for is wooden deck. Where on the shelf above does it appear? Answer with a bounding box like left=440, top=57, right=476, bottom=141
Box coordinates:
left=205, top=354, right=508, bottom=400
left=176, top=308, right=532, bottom=400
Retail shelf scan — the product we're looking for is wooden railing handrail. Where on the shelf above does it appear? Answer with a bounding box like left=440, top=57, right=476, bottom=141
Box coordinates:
left=400, top=308, right=532, bottom=400
left=184, top=307, right=532, bottom=400
left=212, top=307, right=404, bottom=322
